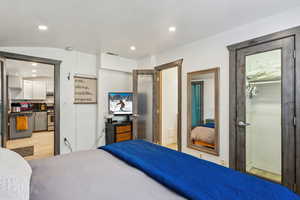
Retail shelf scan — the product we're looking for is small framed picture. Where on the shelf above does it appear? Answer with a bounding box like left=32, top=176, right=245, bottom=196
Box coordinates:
left=74, top=76, right=97, bottom=104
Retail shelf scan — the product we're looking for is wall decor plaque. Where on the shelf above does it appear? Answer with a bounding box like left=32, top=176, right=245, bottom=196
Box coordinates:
left=74, top=76, right=97, bottom=104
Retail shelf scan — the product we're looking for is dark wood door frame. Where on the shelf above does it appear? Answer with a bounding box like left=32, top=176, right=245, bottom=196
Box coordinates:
left=155, top=59, right=183, bottom=152
left=0, top=58, right=7, bottom=149
left=227, top=26, right=300, bottom=192
left=0, top=51, right=61, bottom=155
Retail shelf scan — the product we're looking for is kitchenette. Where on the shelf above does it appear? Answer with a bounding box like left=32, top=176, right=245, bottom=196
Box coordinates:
left=5, top=59, right=55, bottom=160
left=10, top=102, right=54, bottom=139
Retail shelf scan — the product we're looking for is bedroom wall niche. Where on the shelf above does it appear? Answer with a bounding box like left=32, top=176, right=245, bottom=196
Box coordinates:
left=187, top=68, right=219, bottom=155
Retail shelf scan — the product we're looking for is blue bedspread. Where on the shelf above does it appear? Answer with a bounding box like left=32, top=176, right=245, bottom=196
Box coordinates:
left=100, top=140, right=299, bottom=200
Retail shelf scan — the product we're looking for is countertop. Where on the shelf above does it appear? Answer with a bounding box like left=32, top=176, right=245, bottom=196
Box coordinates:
left=9, top=112, right=34, bottom=116
left=9, top=110, right=49, bottom=115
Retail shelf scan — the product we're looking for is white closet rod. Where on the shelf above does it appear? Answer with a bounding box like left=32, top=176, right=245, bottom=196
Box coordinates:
left=249, top=80, right=281, bottom=85
left=73, top=73, right=97, bottom=78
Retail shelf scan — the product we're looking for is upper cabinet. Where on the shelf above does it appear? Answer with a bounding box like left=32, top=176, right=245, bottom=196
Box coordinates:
left=32, top=81, right=46, bottom=100
left=8, top=75, right=23, bottom=89
left=9, top=76, right=49, bottom=100
left=23, top=80, right=33, bottom=99
left=12, top=80, right=46, bottom=100
left=45, top=79, right=54, bottom=94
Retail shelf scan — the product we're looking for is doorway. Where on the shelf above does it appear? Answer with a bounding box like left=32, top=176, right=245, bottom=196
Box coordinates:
left=228, top=27, right=300, bottom=192
left=0, top=51, right=60, bottom=160
left=155, top=61, right=182, bottom=151
left=132, top=59, right=182, bottom=151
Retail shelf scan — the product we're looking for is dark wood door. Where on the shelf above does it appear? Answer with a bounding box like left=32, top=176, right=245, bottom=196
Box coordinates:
left=132, top=70, right=158, bottom=143
left=0, top=57, right=8, bottom=147
left=236, top=37, right=295, bottom=189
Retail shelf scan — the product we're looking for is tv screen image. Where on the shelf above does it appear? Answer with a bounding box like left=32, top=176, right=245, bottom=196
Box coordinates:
left=109, top=92, right=133, bottom=114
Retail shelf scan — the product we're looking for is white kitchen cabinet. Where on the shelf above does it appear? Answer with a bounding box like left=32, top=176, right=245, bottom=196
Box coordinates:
left=8, top=75, right=23, bottom=89
left=23, top=80, right=33, bottom=99
left=46, top=79, right=54, bottom=93
left=10, top=89, right=23, bottom=100
left=20, top=80, right=47, bottom=100
left=32, top=81, right=46, bottom=100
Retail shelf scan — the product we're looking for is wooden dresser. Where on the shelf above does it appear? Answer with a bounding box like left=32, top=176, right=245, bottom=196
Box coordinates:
left=105, top=121, right=133, bottom=145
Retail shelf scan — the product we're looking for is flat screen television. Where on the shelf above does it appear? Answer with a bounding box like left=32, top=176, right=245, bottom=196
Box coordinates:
left=108, top=92, right=133, bottom=115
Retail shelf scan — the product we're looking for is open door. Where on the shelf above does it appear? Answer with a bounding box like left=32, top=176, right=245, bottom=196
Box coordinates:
left=0, top=57, right=7, bottom=147
left=235, top=37, right=295, bottom=188
left=132, top=70, right=159, bottom=143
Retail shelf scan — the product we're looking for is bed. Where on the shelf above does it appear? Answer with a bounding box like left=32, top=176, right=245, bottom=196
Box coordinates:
left=1, top=140, right=299, bottom=200
left=29, top=148, right=184, bottom=200
left=191, top=122, right=215, bottom=148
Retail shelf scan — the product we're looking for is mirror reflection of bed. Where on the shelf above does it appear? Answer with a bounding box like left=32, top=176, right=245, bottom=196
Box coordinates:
left=188, top=68, right=219, bottom=155
left=191, top=119, right=215, bottom=149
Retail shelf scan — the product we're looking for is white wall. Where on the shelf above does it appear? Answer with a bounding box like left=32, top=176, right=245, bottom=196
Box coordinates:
left=74, top=52, right=98, bottom=151
left=137, top=6, right=300, bottom=166
left=96, top=53, right=137, bottom=145
left=0, top=47, right=97, bottom=153
left=138, top=55, right=157, bottom=69
left=161, top=67, right=178, bottom=145
left=101, top=53, right=137, bottom=72
left=97, top=69, right=132, bottom=146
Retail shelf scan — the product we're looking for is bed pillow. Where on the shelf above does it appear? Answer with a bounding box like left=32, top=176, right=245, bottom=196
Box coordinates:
left=0, top=148, right=32, bottom=200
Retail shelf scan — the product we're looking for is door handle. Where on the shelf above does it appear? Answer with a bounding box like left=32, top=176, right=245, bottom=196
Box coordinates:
left=238, top=121, right=251, bottom=127
left=132, top=114, right=139, bottom=118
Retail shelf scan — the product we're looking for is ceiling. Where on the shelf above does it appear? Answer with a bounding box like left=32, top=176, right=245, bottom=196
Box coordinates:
left=1, top=0, right=300, bottom=59
left=6, top=59, right=54, bottom=78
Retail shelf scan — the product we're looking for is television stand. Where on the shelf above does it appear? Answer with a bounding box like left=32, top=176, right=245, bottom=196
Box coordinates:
left=125, top=114, right=131, bottom=122
left=105, top=121, right=133, bottom=145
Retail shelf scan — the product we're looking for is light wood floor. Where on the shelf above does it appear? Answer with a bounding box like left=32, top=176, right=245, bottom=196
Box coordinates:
left=163, top=143, right=178, bottom=151
left=248, top=167, right=281, bottom=183
left=6, top=131, right=54, bottom=160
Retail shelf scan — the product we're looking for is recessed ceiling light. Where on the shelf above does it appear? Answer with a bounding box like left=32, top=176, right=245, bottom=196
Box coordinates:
left=32, top=69, right=37, bottom=73
left=130, top=46, right=136, bottom=51
left=169, top=26, right=176, bottom=32
left=32, top=62, right=37, bottom=66
left=32, top=74, right=37, bottom=77
left=38, top=25, right=48, bottom=31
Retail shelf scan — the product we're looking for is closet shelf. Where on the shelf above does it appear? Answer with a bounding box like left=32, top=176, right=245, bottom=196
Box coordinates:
left=248, top=80, right=281, bottom=85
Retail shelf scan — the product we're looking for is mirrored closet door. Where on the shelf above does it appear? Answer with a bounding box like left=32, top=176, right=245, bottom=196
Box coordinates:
left=235, top=37, right=295, bottom=188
